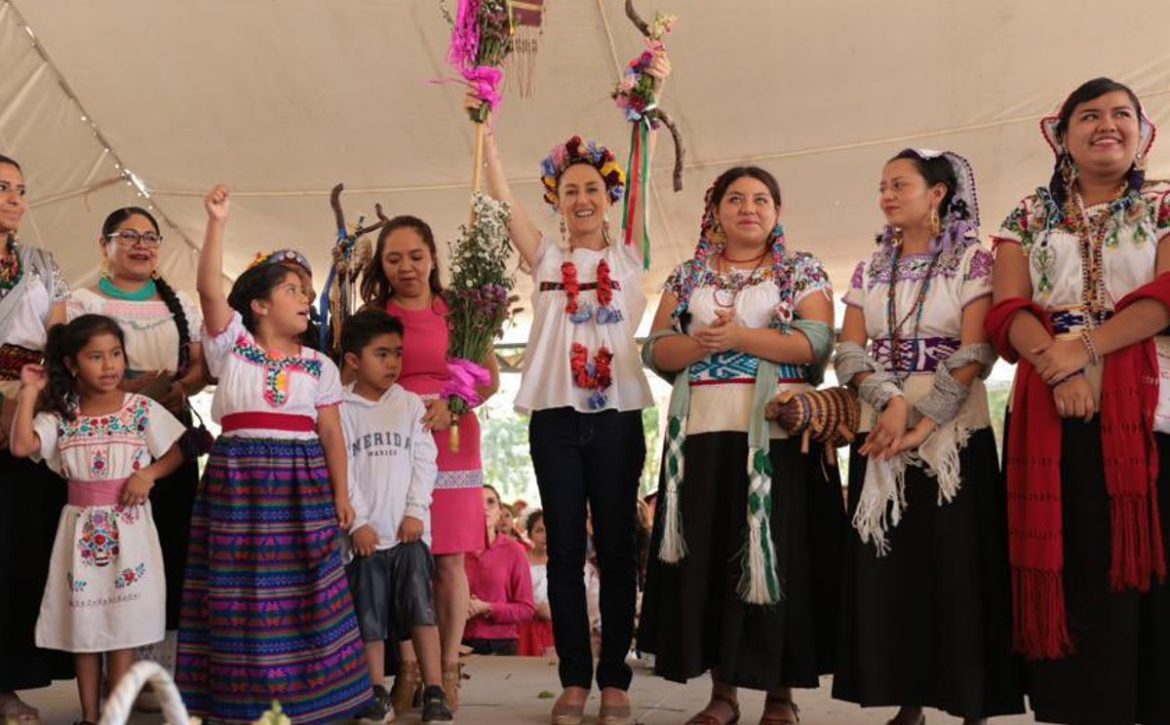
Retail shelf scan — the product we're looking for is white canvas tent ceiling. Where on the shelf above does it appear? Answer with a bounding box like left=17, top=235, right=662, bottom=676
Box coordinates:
left=4, top=0, right=1170, bottom=340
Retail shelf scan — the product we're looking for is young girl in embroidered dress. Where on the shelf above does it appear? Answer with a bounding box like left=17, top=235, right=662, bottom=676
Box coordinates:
left=473, top=50, right=670, bottom=725
left=174, top=185, right=371, bottom=725
left=9, top=314, right=184, bottom=725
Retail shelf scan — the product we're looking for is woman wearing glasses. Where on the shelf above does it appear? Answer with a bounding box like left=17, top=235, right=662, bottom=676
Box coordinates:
left=66, top=207, right=207, bottom=685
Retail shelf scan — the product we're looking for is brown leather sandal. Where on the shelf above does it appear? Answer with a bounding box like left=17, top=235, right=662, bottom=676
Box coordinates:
left=390, top=659, right=423, bottom=713
left=759, top=694, right=800, bottom=724
left=684, top=692, right=741, bottom=725
left=441, top=661, right=463, bottom=711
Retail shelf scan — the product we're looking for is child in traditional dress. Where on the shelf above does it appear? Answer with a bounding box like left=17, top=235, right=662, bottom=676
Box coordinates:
left=9, top=314, right=184, bottom=725
left=175, top=184, right=371, bottom=724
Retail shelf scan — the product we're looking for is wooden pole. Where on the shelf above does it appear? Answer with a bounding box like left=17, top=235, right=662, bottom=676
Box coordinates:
left=469, top=120, right=487, bottom=225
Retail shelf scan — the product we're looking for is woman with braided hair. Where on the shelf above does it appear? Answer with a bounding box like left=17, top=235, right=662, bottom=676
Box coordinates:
left=832, top=149, right=1021, bottom=724
left=67, top=206, right=207, bottom=680
left=637, top=166, right=844, bottom=725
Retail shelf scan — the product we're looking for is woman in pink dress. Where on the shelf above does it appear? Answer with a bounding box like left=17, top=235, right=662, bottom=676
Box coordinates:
left=360, top=214, right=499, bottom=713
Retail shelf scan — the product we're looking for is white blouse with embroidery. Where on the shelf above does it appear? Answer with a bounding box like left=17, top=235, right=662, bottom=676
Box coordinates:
left=204, top=311, right=342, bottom=439
left=515, top=238, right=653, bottom=414
left=67, top=288, right=203, bottom=373
left=992, top=181, right=1170, bottom=313
left=663, top=251, right=833, bottom=436
left=843, top=240, right=993, bottom=431
left=843, top=241, right=993, bottom=360
left=32, top=393, right=184, bottom=481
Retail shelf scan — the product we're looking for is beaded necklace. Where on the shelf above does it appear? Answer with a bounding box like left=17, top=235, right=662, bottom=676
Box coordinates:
left=712, top=249, right=769, bottom=309
left=1066, top=183, right=1128, bottom=327
left=885, top=243, right=939, bottom=374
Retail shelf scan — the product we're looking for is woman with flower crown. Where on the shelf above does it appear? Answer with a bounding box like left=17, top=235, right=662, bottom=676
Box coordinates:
left=831, top=149, right=1021, bottom=725
left=473, top=49, right=669, bottom=725
left=637, top=165, right=842, bottom=725
left=987, top=77, right=1170, bottom=725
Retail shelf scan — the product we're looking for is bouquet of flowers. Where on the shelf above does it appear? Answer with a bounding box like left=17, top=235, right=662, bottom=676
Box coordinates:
left=611, top=12, right=674, bottom=125
left=443, top=193, right=519, bottom=446
left=611, top=8, right=677, bottom=268
left=444, top=0, right=515, bottom=123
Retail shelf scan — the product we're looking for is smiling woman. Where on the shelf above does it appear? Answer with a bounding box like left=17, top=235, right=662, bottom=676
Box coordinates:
left=469, top=48, right=673, bottom=725
left=989, top=77, right=1170, bottom=725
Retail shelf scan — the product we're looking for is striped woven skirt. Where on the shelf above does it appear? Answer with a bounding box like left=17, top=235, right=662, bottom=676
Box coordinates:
left=175, top=435, right=371, bottom=724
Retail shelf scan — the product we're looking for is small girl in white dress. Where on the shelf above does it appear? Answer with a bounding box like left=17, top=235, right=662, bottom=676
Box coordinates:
left=9, top=314, right=183, bottom=725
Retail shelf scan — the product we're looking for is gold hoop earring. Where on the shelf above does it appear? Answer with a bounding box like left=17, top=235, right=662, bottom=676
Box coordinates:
left=929, top=207, right=941, bottom=237
left=100, top=257, right=111, bottom=280
left=1136, top=152, right=1148, bottom=172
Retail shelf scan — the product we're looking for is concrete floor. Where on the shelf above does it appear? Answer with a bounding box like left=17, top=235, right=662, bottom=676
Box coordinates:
left=18, top=656, right=1037, bottom=725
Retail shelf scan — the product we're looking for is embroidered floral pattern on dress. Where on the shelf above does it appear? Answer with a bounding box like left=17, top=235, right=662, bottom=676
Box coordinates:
left=865, top=240, right=971, bottom=288
left=965, top=248, right=994, bottom=282
left=850, top=261, right=866, bottom=292
left=995, top=182, right=1170, bottom=297
left=231, top=335, right=323, bottom=407
left=61, top=396, right=151, bottom=442
left=89, top=448, right=109, bottom=479
left=78, top=509, right=121, bottom=568
left=68, top=572, right=87, bottom=592
left=665, top=248, right=830, bottom=333
left=998, top=182, right=1170, bottom=253
left=113, top=562, right=147, bottom=589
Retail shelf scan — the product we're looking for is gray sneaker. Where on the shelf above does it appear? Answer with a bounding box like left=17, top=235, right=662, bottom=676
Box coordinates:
left=421, top=685, right=454, bottom=722
left=356, top=685, right=395, bottom=724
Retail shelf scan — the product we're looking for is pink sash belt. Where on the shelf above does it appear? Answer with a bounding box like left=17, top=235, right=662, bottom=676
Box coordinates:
left=68, top=478, right=129, bottom=507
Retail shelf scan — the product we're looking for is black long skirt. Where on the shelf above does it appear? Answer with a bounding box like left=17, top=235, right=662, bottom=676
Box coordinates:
left=1021, top=418, right=1170, bottom=725
left=0, top=452, right=73, bottom=690
left=832, top=427, right=1023, bottom=719
left=637, top=432, right=846, bottom=691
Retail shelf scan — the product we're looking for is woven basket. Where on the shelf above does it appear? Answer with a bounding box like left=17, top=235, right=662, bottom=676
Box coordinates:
left=766, top=386, right=861, bottom=462
left=98, top=661, right=193, bottom=725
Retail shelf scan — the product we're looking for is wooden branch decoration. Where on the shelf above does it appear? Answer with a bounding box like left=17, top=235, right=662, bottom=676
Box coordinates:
left=656, top=109, right=686, bottom=192
left=624, top=0, right=651, bottom=37
left=330, top=183, right=347, bottom=239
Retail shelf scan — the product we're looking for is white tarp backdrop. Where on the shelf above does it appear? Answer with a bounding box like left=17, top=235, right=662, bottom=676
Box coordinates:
left=4, top=0, right=1170, bottom=341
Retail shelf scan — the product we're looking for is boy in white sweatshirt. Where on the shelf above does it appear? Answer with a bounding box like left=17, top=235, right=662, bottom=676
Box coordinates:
left=339, top=310, right=451, bottom=724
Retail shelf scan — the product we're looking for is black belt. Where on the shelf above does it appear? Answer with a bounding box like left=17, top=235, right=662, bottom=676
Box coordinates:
left=538, top=280, right=622, bottom=292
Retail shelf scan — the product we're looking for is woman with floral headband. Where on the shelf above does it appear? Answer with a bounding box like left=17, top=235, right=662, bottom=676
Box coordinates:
left=637, top=165, right=842, bottom=725
left=832, top=149, right=1021, bottom=725
left=473, top=49, right=669, bottom=725
left=988, top=77, right=1170, bottom=724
